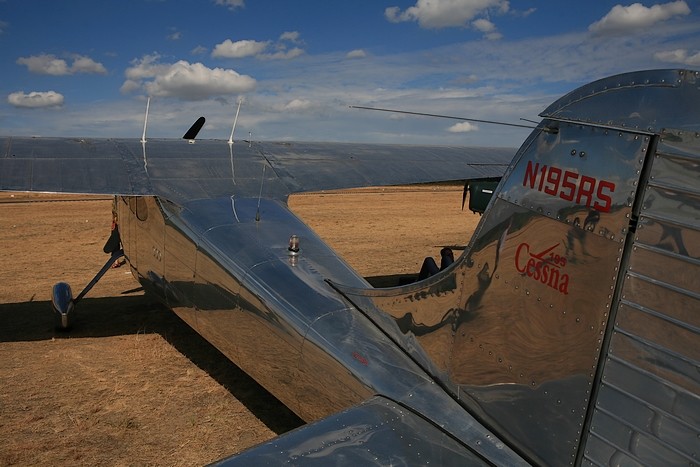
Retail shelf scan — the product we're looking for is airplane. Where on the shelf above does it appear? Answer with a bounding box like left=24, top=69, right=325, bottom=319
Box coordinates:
left=1, top=68, right=698, bottom=466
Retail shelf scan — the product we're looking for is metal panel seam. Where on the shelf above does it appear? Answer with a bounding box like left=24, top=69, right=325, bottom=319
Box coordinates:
left=631, top=242, right=700, bottom=267
left=592, top=384, right=699, bottom=463
left=619, top=297, right=700, bottom=334
left=612, top=327, right=700, bottom=368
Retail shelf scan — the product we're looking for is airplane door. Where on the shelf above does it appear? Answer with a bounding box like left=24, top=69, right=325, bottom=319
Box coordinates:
left=117, top=196, right=137, bottom=275
left=132, top=197, right=166, bottom=301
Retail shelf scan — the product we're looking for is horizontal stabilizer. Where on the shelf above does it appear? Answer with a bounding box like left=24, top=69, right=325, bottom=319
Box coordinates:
left=212, top=396, right=490, bottom=466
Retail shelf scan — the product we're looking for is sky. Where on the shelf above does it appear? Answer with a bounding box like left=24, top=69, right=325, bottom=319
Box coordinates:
left=1, top=0, right=699, bottom=148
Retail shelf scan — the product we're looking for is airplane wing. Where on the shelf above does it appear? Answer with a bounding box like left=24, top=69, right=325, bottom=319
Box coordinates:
left=1, top=137, right=513, bottom=202
left=212, top=396, right=494, bottom=466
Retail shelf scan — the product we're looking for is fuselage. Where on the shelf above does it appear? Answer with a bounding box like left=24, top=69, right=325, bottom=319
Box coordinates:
left=115, top=193, right=525, bottom=462
left=114, top=70, right=700, bottom=466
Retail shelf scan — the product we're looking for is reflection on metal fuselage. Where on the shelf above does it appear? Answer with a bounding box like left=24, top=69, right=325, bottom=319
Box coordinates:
left=334, top=70, right=700, bottom=466
left=336, top=122, right=648, bottom=465
left=117, top=192, right=526, bottom=463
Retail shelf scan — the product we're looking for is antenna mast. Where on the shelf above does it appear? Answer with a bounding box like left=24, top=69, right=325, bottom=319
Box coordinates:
left=349, top=105, right=536, bottom=129
left=228, top=100, right=242, bottom=145
left=141, top=97, right=151, bottom=143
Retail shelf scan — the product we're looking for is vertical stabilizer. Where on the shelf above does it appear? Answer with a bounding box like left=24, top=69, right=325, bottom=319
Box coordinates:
left=334, top=70, right=700, bottom=465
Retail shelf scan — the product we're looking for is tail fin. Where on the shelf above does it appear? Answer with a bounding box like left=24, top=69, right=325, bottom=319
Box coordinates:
left=336, top=69, right=700, bottom=465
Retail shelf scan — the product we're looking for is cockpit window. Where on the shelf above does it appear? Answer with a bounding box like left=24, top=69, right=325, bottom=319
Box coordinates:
left=289, top=184, right=481, bottom=288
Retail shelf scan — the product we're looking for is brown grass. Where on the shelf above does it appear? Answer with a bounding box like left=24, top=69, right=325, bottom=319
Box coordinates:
left=0, top=188, right=480, bottom=465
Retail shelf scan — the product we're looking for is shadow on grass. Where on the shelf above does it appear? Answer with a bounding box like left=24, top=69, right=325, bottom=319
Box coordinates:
left=0, top=294, right=303, bottom=436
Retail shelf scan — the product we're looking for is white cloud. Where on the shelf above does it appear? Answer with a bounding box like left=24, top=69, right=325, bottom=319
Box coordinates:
left=472, top=18, right=496, bottom=32
left=17, top=54, right=69, bottom=75
left=212, top=34, right=306, bottom=61
left=124, top=54, right=170, bottom=80
left=214, top=0, right=244, bottom=10
left=146, top=60, right=255, bottom=100
left=119, top=79, right=142, bottom=94
left=472, top=18, right=502, bottom=40
left=16, top=53, right=106, bottom=75
left=280, top=31, right=301, bottom=43
left=385, top=0, right=509, bottom=29
left=70, top=55, right=107, bottom=74
left=447, top=122, right=479, bottom=132
left=589, top=1, right=691, bottom=36
left=129, top=60, right=256, bottom=100
left=212, top=39, right=269, bottom=58
left=654, top=48, right=700, bottom=66
left=8, top=91, right=64, bottom=108
left=191, top=45, right=208, bottom=55
left=284, top=98, right=313, bottom=111
left=346, top=49, right=367, bottom=59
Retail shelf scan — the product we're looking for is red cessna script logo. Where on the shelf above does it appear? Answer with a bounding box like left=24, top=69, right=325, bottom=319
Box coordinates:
left=515, top=242, right=570, bottom=295
left=523, top=161, right=616, bottom=213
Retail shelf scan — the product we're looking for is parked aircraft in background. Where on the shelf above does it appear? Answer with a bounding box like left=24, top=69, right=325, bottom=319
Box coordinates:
left=1, top=69, right=698, bottom=465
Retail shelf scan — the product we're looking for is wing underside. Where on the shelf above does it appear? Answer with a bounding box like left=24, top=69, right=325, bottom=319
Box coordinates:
left=1, top=137, right=513, bottom=203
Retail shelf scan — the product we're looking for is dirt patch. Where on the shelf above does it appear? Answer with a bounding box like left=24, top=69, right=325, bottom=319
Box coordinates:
left=0, top=188, right=480, bottom=465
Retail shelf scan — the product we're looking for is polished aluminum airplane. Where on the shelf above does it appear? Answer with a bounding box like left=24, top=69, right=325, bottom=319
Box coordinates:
left=2, top=69, right=699, bottom=466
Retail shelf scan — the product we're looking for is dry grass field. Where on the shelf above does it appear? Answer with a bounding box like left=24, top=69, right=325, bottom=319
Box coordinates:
left=0, top=187, right=481, bottom=465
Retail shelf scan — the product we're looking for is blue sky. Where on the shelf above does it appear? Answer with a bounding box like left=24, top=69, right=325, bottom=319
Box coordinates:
left=1, top=0, right=699, bottom=147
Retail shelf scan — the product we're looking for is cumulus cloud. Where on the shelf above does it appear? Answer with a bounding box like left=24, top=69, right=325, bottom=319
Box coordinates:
left=214, top=0, right=244, bottom=10
left=589, top=1, right=691, bottom=36
left=447, top=121, right=479, bottom=132
left=122, top=56, right=256, bottom=100
left=124, top=54, right=170, bottom=80
left=212, top=33, right=306, bottom=60
left=654, top=48, right=700, bottom=66
left=280, top=31, right=301, bottom=43
left=283, top=98, right=313, bottom=111
left=212, top=39, right=269, bottom=58
left=346, top=49, right=367, bottom=59
left=70, top=55, right=108, bottom=74
left=17, top=53, right=107, bottom=75
left=18, top=54, right=70, bottom=75
left=472, top=18, right=502, bottom=40
left=385, top=0, right=509, bottom=29
left=8, top=91, right=64, bottom=108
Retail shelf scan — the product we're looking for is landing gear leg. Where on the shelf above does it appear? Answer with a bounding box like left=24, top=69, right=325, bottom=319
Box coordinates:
left=52, top=249, right=125, bottom=330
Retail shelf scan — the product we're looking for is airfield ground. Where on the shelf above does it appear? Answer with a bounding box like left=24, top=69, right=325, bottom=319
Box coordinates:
left=0, top=186, right=481, bottom=465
